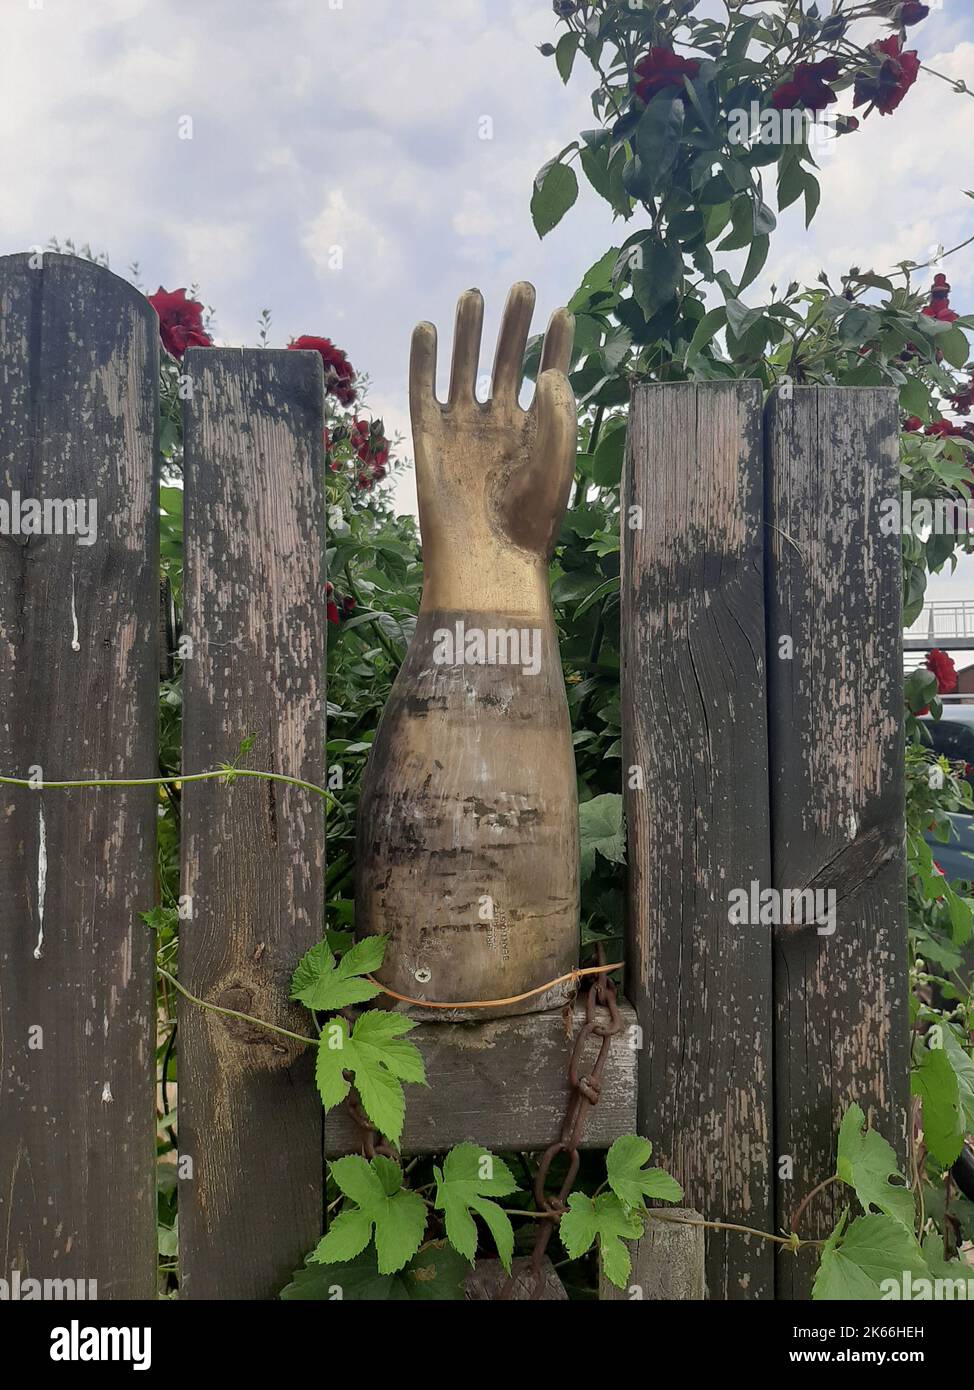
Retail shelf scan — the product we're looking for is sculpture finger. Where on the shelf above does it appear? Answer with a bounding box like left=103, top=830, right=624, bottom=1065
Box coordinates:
left=491, top=281, right=536, bottom=406
left=538, top=307, right=574, bottom=377
left=409, top=320, right=439, bottom=420
left=448, top=288, right=484, bottom=408
left=500, top=369, right=577, bottom=556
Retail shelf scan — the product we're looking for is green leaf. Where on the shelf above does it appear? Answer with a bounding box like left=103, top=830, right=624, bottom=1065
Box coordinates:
left=560, top=1191, right=643, bottom=1290
left=685, top=306, right=727, bottom=364
left=631, top=240, right=683, bottom=319
left=941, top=1027, right=974, bottom=1132
left=777, top=155, right=805, bottom=213
left=725, top=296, right=761, bottom=339
left=634, top=94, right=685, bottom=187
left=812, top=1212, right=928, bottom=1301
left=939, top=326, right=971, bottom=370
left=606, top=1135, right=683, bottom=1210
left=315, top=1011, right=426, bottom=1145
left=592, top=421, right=627, bottom=487
left=433, top=1144, right=519, bottom=1272
left=752, top=196, right=776, bottom=236
left=804, top=173, right=821, bottom=228
left=312, top=1154, right=427, bottom=1275
left=578, top=793, right=626, bottom=879
left=836, top=1104, right=915, bottom=1232
left=531, top=162, right=579, bottom=238
left=555, top=31, right=579, bottom=84
left=282, top=1240, right=468, bottom=1300
left=899, top=377, right=930, bottom=420
left=290, top=935, right=385, bottom=1012
left=912, top=1040, right=964, bottom=1166
left=738, top=233, right=769, bottom=294
left=716, top=195, right=752, bottom=252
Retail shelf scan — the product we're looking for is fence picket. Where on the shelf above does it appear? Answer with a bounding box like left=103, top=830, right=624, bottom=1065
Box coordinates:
left=0, top=252, right=159, bottom=1298
left=765, top=386, right=908, bottom=1300
left=622, top=381, right=774, bottom=1299
left=178, top=347, right=326, bottom=1299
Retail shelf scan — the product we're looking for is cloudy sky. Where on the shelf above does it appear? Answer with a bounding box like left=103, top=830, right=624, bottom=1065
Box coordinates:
left=2, top=0, right=973, bottom=605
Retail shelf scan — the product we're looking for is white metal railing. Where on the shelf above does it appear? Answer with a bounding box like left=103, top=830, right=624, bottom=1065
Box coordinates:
left=905, top=600, right=974, bottom=644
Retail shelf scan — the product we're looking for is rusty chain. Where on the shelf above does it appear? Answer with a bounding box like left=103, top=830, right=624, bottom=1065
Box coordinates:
left=499, top=943, right=622, bottom=1300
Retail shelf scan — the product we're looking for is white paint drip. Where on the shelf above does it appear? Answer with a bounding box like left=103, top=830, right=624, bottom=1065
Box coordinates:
left=70, top=570, right=80, bottom=651
left=101, top=1083, right=113, bottom=1104
left=34, top=805, right=47, bottom=959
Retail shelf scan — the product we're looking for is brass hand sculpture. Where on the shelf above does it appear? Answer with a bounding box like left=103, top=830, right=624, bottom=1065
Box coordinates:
left=355, top=283, right=579, bottom=1018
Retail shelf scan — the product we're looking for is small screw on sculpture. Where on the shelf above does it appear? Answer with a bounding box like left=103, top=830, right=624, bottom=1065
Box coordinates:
left=355, top=283, right=581, bottom=1020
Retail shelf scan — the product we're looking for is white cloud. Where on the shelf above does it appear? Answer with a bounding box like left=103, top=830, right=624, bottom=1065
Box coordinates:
left=302, top=190, right=400, bottom=284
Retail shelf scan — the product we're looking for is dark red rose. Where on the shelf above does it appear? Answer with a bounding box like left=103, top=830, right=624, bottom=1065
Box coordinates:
left=327, top=600, right=340, bottom=624
left=923, top=304, right=960, bottom=323
left=770, top=58, right=841, bottom=113
left=633, top=47, right=701, bottom=103
left=926, top=419, right=962, bottom=438
left=927, top=647, right=958, bottom=694
left=949, top=373, right=974, bottom=416
left=289, top=335, right=357, bottom=406
left=147, top=287, right=212, bottom=360
left=900, top=3, right=930, bottom=25
left=903, top=416, right=923, bottom=432
left=853, top=36, right=920, bottom=116
left=922, top=273, right=960, bottom=323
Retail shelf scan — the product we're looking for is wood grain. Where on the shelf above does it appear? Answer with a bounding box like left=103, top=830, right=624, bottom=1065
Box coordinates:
left=599, top=1208, right=706, bottom=1300
left=765, top=386, right=907, bottom=1299
left=0, top=252, right=159, bottom=1298
left=324, top=1000, right=638, bottom=1155
left=179, top=348, right=326, bottom=1299
left=621, top=381, right=774, bottom=1300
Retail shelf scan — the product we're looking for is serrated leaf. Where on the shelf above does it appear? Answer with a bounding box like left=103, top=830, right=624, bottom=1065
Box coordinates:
left=912, top=1040, right=964, bottom=1166
left=836, top=1104, right=915, bottom=1232
left=578, top=793, right=626, bottom=879
left=281, top=1240, right=468, bottom=1301
left=313, top=1155, right=427, bottom=1275
left=434, top=1144, right=519, bottom=1273
left=560, top=1191, right=643, bottom=1290
left=315, top=1011, right=425, bottom=1145
left=941, top=1027, right=974, bottom=1132
left=812, top=1213, right=927, bottom=1300
left=606, top=1134, right=683, bottom=1210
left=291, top=935, right=386, bottom=1012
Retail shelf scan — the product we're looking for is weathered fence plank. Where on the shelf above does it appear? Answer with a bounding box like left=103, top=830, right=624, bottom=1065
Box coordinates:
left=622, top=381, right=773, bottom=1300
left=765, top=386, right=907, bottom=1300
left=0, top=252, right=159, bottom=1298
left=324, top=1000, right=639, bottom=1156
left=599, top=1208, right=706, bottom=1301
left=179, top=348, right=326, bottom=1299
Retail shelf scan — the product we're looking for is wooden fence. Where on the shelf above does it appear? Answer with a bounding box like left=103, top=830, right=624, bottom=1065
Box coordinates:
left=0, top=253, right=907, bottom=1300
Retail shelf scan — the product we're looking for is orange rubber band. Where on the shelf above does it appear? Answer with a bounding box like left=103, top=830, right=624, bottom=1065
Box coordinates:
left=365, top=960, right=623, bottom=1012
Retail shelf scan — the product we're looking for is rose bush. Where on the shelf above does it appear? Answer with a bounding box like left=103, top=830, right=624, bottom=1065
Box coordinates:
left=530, top=0, right=974, bottom=1294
